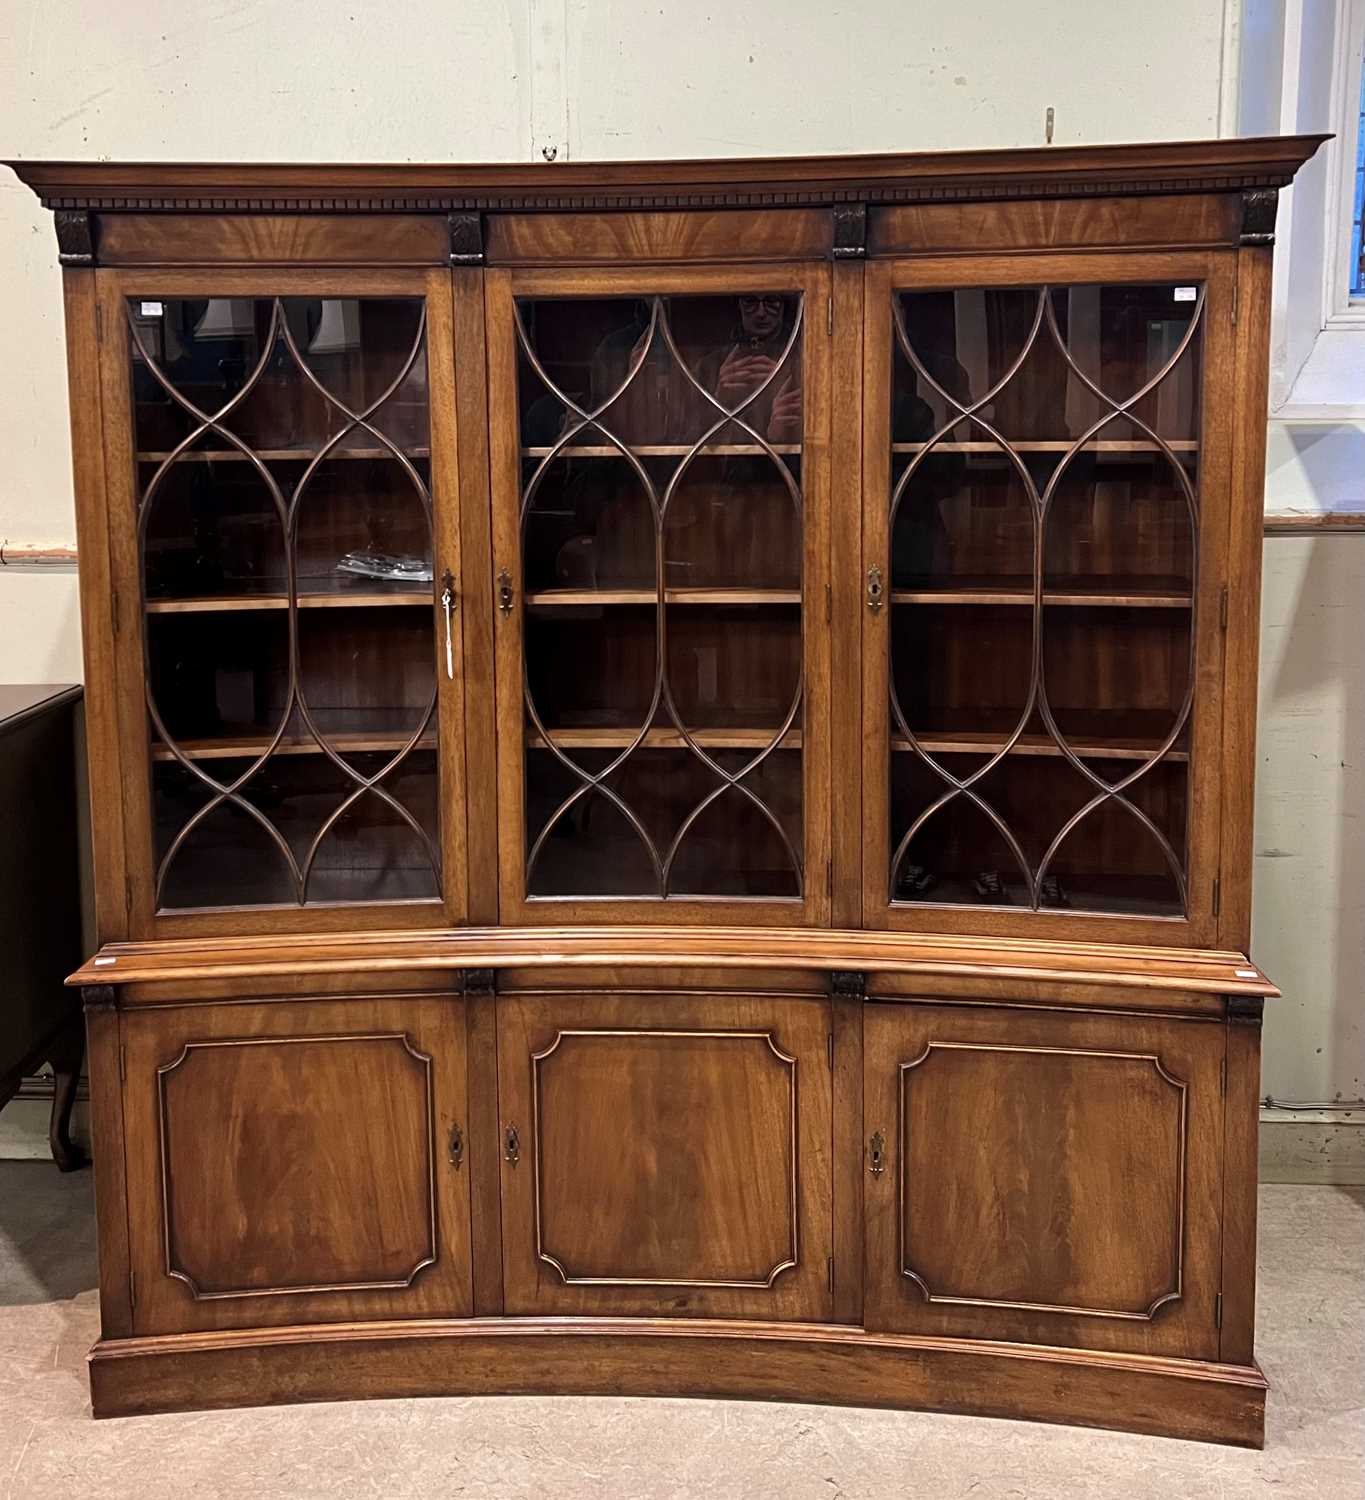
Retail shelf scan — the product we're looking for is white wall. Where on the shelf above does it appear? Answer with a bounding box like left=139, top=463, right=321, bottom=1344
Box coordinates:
left=1, top=0, right=1358, bottom=1118
left=1255, top=536, right=1364, bottom=1106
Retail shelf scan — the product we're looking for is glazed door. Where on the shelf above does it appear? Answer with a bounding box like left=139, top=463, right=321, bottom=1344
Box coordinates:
left=487, top=264, right=831, bottom=926
left=98, top=270, right=467, bottom=936
left=496, top=991, right=834, bottom=1320
left=121, top=995, right=473, bottom=1335
left=861, top=253, right=1236, bottom=944
left=863, top=1001, right=1226, bottom=1359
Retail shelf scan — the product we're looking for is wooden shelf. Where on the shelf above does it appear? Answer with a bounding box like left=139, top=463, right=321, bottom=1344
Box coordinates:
left=891, top=440, right=1199, bottom=454
left=521, top=444, right=800, bottom=458
left=893, top=730, right=1187, bottom=763
left=525, top=588, right=800, bottom=607
left=137, top=447, right=430, bottom=463
left=891, top=587, right=1192, bottom=609
left=529, top=727, right=802, bottom=751
left=151, top=730, right=437, bottom=763
left=145, top=591, right=431, bottom=614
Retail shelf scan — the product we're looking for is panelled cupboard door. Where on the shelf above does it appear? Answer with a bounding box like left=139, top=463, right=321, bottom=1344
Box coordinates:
left=121, top=996, right=473, bottom=1335
left=95, top=269, right=468, bottom=939
left=497, top=992, right=834, bottom=1320
left=864, top=1002, right=1225, bottom=1359
left=861, top=252, right=1236, bottom=946
left=486, top=263, right=832, bottom=926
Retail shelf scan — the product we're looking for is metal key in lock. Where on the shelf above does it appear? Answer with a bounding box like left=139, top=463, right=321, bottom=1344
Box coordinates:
left=440, top=570, right=456, bottom=679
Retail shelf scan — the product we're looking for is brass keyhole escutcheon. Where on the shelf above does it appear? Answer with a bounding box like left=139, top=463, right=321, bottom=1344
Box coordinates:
left=868, top=1130, right=886, bottom=1177
left=448, top=1122, right=464, bottom=1169
left=504, top=1123, right=520, bottom=1165
left=498, top=567, right=515, bottom=617
left=866, top=564, right=884, bottom=613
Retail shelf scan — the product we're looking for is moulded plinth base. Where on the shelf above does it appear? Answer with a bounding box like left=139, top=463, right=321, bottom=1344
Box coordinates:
left=88, top=1317, right=1268, bottom=1447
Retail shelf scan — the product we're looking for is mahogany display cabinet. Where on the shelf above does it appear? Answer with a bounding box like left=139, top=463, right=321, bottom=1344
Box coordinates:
left=7, top=133, right=1324, bottom=1443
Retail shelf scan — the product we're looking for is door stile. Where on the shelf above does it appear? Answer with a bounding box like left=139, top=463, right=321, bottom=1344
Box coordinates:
left=829, top=258, right=867, bottom=929
left=859, top=261, right=896, bottom=929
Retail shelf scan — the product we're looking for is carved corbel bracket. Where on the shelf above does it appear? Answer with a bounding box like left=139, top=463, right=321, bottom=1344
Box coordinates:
left=831, top=203, right=868, bottom=259
left=1227, top=994, right=1265, bottom=1025
left=82, top=983, right=116, bottom=1014
left=55, top=209, right=96, bottom=267
left=1240, top=188, right=1278, bottom=246
left=449, top=211, right=485, bottom=265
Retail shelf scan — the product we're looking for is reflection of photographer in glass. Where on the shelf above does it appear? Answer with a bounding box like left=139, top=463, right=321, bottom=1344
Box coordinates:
left=710, top=294, right=802, bottom=442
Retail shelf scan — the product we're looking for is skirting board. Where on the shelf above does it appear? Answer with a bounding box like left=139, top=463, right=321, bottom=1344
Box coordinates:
left=88, top=1318, right=1269, bottom=1447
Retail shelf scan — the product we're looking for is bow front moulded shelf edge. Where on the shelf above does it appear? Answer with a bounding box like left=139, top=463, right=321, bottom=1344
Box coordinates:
left=11, top=132, right=1323, bottom=1441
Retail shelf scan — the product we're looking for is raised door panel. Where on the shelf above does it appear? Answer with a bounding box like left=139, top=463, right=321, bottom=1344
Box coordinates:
left=498, top=992, right=833, bottom=1320
left=122, top=995, right=472, bottom=1334
left=861, top=251, right=1237, bottom=946
left=487, top=262, right=832, bottom=928
left=864, top=1002, right=1224, bottom=1358
left=96, top=268, right=468, bottom=938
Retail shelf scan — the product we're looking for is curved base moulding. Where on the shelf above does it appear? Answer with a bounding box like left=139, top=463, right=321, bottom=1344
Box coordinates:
left=88, top=1318, right=1267, bottom=1447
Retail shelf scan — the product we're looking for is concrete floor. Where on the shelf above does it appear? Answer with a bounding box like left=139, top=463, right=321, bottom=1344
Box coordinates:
left=0, top=1167, right=1360, bottom=1499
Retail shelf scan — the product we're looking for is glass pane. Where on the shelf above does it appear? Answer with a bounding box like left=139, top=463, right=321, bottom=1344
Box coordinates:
left=515, top=290, right=805, bottom=900
left=887, top=281, right=1201, bottom=919
left=131, top=295, right=440, bottom=911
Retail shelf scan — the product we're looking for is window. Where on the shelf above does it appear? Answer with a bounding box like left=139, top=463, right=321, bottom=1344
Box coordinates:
left=1352, top=58, right=1364, bottom=299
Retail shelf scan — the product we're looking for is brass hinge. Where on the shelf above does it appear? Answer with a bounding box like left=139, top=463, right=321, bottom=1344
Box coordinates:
left=1230, top=281, right=1239, bottom=327
left=111, top=587, right=120, bottom=637
left=1212, top=874, right=1221, bottom=918
left=825, top=582, right=832, bottom=625
left=95, top=303, right=104, bottom=345
left=826, top=861, right=834, bottom=901
left=827, top=1256, right=835, bottom=1293
left=118, top=1045, right=126, bottom=1084
left=827, top=1032, right=834, bottom=1071
left=1215, top=1291, right=1223, bottom=1329
left=1220, top=1055, right=1227, bottom=1096
left=1219, top=583, right=1229, bottom=631
left=827, top=294, right=834, bottom=336
left=128, top=1270, right=136, bottom=1310
left=124, top=875, right=134, bottom=919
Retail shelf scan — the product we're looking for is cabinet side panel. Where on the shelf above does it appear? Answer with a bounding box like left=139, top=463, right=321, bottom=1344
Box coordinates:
left=83, top=990, right=133, bottom=1336
left=1220, top=1004, right=1262, bottom=1364
left=1219, top=248, right=1274, bottom=950
left=63, top=270, right=129, bottom=942
left=94, top=273, right=156, bottom=938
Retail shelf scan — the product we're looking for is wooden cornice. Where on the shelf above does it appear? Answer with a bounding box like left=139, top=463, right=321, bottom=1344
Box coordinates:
left=5, top=135, right=1328, bottom=214
left=67, top=925, right=1279, bottom=997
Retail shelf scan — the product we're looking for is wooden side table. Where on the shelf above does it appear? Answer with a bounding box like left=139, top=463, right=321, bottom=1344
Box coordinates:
left=0, top=684, right=87, bottom=1170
